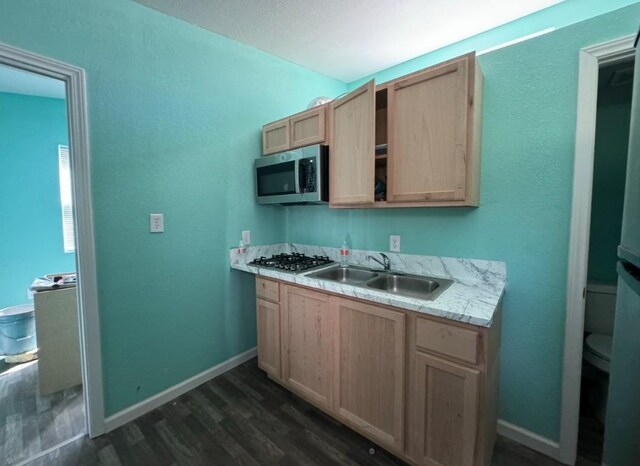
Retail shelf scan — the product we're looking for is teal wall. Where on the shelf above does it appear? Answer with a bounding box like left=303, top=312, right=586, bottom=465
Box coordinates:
left=286, top=4, right=640, bottom=440
left=0, top=0, right=346, bottom=415
left=0, top=92, right=75, bottom=310
left=588, top=84, right=633, bottom=283
left=1, top=0, right=638, bottom=442
left=349, top=0, right=640, bottom=90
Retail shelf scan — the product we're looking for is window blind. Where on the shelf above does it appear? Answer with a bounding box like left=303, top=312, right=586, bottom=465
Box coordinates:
left=58, top=145, right=76, bottom=253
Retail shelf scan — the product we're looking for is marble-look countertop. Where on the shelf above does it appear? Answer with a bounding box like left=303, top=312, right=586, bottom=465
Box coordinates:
left=229, top=243, right=506, bottom=327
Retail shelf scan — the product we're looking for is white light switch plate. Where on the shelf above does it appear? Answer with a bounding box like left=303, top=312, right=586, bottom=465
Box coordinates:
left=242, top=230, right=251, bottom=245
left=390, top=235, right=401, bottom=252
left=150, top=214, right=164, bottom=233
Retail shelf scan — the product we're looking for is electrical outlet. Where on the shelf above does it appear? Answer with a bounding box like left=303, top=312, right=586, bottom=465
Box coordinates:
left=150, top=214, right=164, bottom=233
left=390, top=235, right=401, bottom=252
left=242, top=230, right=251, bottom=245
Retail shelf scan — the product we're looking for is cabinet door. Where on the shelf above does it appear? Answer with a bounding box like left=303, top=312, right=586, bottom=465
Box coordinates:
left=333, top=297, right=405, bottom=450
left=414, top=352, right=479, bottom=466
left=329, top=80, right=375, bottom=205
left=290, top=106, right=326, bottom=149
left=282, top=286, right=335, bottom=410
left=263, top=117, right=290, bottom=155
left=256, top=298, right=281, bottom=379
left=387, top=56, right=470, bottom=202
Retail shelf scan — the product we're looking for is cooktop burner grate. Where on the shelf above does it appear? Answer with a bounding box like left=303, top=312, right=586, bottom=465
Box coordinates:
left=249, top=253, right=333, bottom=273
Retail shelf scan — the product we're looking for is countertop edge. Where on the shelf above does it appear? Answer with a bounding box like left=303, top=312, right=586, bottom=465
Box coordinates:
left=231, top=262, right=504, bottom=328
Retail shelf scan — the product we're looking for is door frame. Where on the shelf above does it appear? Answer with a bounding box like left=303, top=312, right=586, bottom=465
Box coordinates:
left=560, top=34, right=635, bottom=465
left=0, top=41, right=105, bottom=437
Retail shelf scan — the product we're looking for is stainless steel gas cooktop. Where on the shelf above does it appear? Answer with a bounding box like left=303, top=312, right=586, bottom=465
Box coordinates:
left=249, top=253, right=333, bottom=273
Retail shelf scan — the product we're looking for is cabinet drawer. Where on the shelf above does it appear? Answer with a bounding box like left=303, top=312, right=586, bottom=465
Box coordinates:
left=256, top=278, right=280, bottom=303
left=416, top=318, right=478, bottom=364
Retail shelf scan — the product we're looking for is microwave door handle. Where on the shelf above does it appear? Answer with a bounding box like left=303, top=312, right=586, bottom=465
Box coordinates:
left=294, top=160, right=301, bottom=194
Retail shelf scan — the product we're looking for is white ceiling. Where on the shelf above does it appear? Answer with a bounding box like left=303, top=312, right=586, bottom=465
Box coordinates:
left=0, top=64, right=65, bottom=99
left=134, top=0, right=564, bottom=82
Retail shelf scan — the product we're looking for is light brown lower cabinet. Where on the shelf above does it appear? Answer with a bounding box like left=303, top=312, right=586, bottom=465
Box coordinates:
left=255, top=277, right=501, bottom=466
left=332, top=296, right=406, bottom=451
left=413, top=352, right=479, bottom=466
left=256, top=298, right=281, bottom=379
left=281, top=285, right=335, bottom=410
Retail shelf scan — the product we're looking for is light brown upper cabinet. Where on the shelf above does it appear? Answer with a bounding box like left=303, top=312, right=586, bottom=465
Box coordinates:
left=262, top=118, right=290, bottom=155
left=387, top=53, right=482, bottom=206
left=262, top=106, right=328, bottom=155
left=331, top=52, right=483, bottom=208
left=290, top=106, right=326, bottom=149
left=328, top=81, right=376, bottom=205
left=260, top=52, right=483, bottom=206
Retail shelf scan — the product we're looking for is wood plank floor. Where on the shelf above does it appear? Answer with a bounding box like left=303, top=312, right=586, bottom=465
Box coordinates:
left=4, top=357, right=601, bottom=466
left=0, top=358, right=85, bottom=465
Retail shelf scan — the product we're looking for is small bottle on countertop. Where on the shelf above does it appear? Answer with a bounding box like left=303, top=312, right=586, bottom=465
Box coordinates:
left=340, top=240, right=350, bottom=268
left=238, top=240, right=246, bottom=255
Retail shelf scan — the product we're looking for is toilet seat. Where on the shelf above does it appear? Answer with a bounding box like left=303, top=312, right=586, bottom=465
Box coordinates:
left=584, top=333, right=612, bottom=373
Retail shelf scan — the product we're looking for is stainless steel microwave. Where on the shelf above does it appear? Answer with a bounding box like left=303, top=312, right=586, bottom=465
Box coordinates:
left=255, top=145, right=328, bottom=205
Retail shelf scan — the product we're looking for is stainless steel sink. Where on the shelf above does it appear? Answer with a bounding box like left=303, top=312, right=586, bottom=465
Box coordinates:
left=366, top=274, right=453, bottom=300
left=308, top=266, right=378, bottom=284
left=306, top=265, right=453, bottom=301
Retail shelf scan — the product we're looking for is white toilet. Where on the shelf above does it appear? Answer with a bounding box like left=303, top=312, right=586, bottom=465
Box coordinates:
left=582, top=281, right=617, bottom=423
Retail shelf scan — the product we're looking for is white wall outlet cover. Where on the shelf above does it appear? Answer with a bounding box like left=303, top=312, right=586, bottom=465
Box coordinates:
left=390, top=235, right=401, bottom=252
left=150, top=213, right=164, bottom=233
left=242, top=230, right=251, bottom=245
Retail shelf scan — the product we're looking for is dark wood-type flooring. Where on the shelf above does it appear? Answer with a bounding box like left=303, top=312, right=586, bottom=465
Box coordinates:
left=2, top=357, right=604, bottom=466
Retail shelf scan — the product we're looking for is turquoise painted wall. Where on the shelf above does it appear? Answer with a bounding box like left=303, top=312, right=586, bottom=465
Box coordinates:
left=0, top=0, right=346, bottom=415
left=0, top=92, right=75, bottom=310
left=286, top=4, right=640, bottom=440
left=1, top=0, right=638, bottom=440
left=588, top=85, right=633, bottom=283
left=349, top=0, right=640, bottom=90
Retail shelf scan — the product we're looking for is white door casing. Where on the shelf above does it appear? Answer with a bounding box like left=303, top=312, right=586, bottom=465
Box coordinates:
left=561, top=34, right=635, bottom=465
left=0, top=41, right=105, bottom=437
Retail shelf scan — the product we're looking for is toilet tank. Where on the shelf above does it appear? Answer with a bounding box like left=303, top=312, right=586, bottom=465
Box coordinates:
left=584, top=281, right=617, bottom=335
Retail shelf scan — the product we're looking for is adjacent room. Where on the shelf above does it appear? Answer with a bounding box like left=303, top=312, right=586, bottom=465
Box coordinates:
left=0, top=64, right=85, bottom=464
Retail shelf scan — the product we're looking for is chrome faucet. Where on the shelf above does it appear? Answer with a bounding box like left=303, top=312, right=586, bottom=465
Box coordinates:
left=367, top=253, right=391, bottom=271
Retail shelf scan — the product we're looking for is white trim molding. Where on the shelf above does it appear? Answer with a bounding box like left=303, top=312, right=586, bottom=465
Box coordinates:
left=104, top=347, right=257, bottom=433
left=0, top=41, right=105, bottom=437
left=560, top=34, right=635, bottom=466
left=498, top=420, right=561, bottom=461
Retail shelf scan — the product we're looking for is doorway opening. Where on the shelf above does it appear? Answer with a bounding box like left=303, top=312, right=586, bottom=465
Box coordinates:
left=0, top=64, right=87, bottom=464
left=578, top=58, right=634, bottom=465
left=0, top=43, right=104, bottom=461
left=560, top=35, right=636, bottom=465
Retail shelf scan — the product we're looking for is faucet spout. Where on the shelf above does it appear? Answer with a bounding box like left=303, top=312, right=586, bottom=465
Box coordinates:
left=367, top=253, right=391, bottom=271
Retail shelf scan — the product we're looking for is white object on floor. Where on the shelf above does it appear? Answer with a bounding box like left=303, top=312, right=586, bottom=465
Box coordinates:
left=5, top=348, right=38, bottom=364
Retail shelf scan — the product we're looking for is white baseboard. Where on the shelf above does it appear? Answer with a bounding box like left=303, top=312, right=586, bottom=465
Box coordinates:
left=498, top=419, right=564, bottom=463
left=104, top=347, right=257, bottom=433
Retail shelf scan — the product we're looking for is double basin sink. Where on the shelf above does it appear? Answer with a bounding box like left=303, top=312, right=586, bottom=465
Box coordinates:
left=307, top=265, right=453, bottom=301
